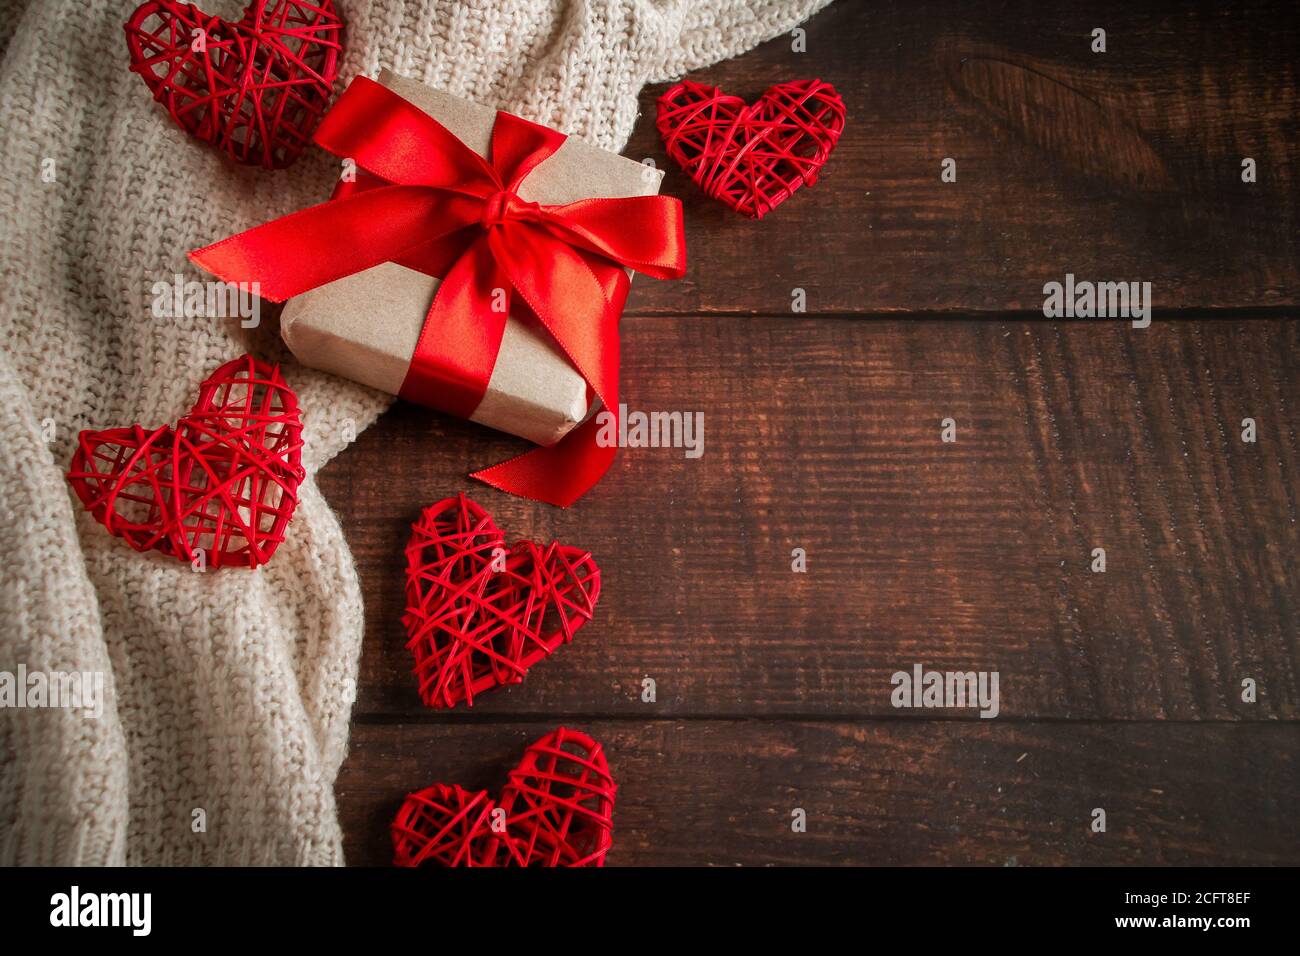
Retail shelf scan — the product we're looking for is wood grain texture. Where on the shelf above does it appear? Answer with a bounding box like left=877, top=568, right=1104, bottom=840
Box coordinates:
left=322, top=1, right=1300, bottom=866
left=319, top=319, right=1298, bottom=721
left=621, top=0, right=1300, bottom=315
left=338, top=721, right=1300, bottom=866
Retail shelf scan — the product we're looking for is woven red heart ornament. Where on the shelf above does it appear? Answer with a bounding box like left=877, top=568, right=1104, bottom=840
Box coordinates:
left=656, top=78, right=846, bottom=219
left=403, top=495, right=601, bottom=708
left=392, top=727, right=616, bottom=867
left=66, top=355, right=304, bottom=569
left=124, top=0, right=344, bottom=169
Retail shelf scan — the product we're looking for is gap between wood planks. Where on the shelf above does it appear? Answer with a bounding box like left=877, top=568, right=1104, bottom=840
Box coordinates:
left=618, top=308, right=1300, bottom=319
left=349, top=713, right=1300, bottom=725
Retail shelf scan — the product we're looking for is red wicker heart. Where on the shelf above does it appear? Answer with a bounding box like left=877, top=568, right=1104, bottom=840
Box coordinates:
left=392, top=727, right=616, bottom=867
left=66, top=355, right=304, bottom=569
left=391, top=783, right=498, bottom=867
left=402, top=495, right=601, bottom=709
left=124, top=0, right=344, bottom=169
left=656, top=78, right=846, bottom=219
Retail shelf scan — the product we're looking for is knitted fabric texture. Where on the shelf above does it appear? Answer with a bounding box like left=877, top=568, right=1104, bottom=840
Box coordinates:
left=0, top=0, right=831, bottom=865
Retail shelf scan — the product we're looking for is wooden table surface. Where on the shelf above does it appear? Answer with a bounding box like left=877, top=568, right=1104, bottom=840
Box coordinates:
left=320, top=0, right=1299, bottom=865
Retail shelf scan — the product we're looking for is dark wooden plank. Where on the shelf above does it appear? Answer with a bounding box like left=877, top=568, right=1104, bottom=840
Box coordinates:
left=337, top=720, right=1300, bottom=866
left=317, top=317, right=1299, bottom=720
left=621, top=0, right=1300, bottom=315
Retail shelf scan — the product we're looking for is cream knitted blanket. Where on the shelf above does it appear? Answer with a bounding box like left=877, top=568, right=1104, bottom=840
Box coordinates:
left=0, top=0, right=830, bottom=864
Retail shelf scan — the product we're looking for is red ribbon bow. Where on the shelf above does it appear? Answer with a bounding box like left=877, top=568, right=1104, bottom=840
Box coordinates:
left=190, top=76, right=686, bottom=506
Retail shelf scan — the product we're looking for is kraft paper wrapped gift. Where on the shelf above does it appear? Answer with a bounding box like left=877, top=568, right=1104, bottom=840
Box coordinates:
left=279, top=70, right=665, bottom=447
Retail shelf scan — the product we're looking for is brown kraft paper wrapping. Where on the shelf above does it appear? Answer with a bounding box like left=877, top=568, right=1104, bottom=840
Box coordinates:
left=280, top=69, right=665, bottom=447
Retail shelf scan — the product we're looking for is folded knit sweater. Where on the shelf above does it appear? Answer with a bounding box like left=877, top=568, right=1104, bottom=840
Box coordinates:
left=0, top=0, right=831, bottom=864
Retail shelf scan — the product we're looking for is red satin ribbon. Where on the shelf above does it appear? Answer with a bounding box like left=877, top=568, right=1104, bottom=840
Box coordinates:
left=190, top=76, right=685, bottom=506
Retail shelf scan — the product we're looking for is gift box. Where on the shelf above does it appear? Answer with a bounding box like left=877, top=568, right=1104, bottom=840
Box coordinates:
left=192, top=72, right=685, bottom=506
left=279, top=70, right=665, bottom=447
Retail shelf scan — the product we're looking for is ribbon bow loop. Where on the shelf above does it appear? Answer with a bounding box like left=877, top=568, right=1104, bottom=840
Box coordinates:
left=491, top=110, right=567, bottom=192
left=315, top=76, right=498, bottom=194
left=190, top=75, right=686, bottom=507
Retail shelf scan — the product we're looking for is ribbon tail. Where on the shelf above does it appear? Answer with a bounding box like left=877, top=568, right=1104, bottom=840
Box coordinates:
left=470, top=224, right=624, bottom=507
left=470, top=411, right=616, bottom=508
